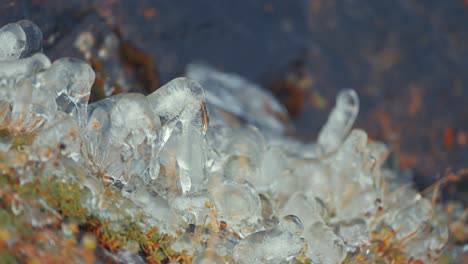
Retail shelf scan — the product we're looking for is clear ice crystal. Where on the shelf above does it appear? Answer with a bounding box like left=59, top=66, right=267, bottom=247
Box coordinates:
left=280, top=192, right=326, bottom=229
left=334, top=218, right=370, bottom=250
left=384, top=196, right=433, bottom=240
left=16, top=20, right=43, bottom=58
left=147, top=77, right=208, bottom=193
left=32, top=113, right=83, bottom=161
left=210, top=180, right=262, bottom=236
left=170, top=192, right=211, bottom=225
left=186, top=62, right=289, bottom=136
left=306, top=221, right=346, bottom=264
left=38, top=57, right=95, bottom=126
left=233, top=215, right=306, bottom=264
left=0, top=52, right=50, bottom=79
left=0, top=22, right=26, bottom=61
left=403, top=223, right=449, bottom=263
left=86, top=93, right=159, bottom=184
left=318, top=89, right=359, bottom=154
left=10, top=79, right=40, bottom=133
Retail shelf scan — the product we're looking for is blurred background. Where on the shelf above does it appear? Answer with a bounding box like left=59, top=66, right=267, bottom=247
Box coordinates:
left=2, top=0, right=467, bottom=202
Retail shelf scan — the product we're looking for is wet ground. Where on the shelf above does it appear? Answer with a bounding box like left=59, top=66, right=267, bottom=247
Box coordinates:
left=2, top=0, right=467, bottom=201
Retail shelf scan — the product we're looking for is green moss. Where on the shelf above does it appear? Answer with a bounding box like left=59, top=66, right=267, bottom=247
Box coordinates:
left=0, top=129, right=35, bottom=150
left=0, top=251, right=20, bottom=264
left=0, top=146, right=189, bottom=263
left=437, top=252, right=452, bottom=264
left=295, top=257, right=313, bottom=264
left=0, top=129, right=10, bottom=140
left=0, top=209, right=11, bottom=227
left=11, top=134, right=34, bottom=149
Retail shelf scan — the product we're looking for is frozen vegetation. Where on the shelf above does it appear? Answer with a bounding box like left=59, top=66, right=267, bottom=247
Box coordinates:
left=0, top=20, right=450, bottom=263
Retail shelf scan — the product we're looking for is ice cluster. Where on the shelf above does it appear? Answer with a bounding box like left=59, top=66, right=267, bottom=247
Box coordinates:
left=0, top=20, right=448, bottom=263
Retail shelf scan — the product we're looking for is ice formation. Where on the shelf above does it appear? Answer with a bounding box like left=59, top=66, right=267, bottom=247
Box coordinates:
left=0, top=20, right=449, bottom=263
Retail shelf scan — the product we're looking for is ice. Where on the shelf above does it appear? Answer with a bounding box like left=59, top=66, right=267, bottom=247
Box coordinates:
left=318, top=89, right=359, bottom=154
left=193, top=250, right=225, bottom=264
left=10, top=79, right=35, bottom=133
left=85, top=105, right=110, bottom=167
left=0, top=22, right=26, bottom=61
left=335, top=189, right=381, bottom=220
left=384, top=196, right=433, bottom=240
left=210, top=180, right=262, bottom=236
left=0, top=52, right=50, bottom=79
left=122, top=177, right=176, bottom=233
left=225, top=126, right=267, bottom=166
left=257, top=146, right=288, bottom=192
left=147, top=77, right=208, bottom=193
left=108, top=94, right=157, bottom=143
left=292, top=159, right=332, bottom=205
left=233, top=215, right=306, bottom=264
left=280, top=193, right=348, bottom=262
left=334, top=218, right=369, bottom=250
left=280, top=192, right=326, bottom=228
left=0, top=20, right=449, bottom=264
left=0, top=52, right=55, bottom=136
left=86, top=93, right=159, bottom=184
left=38, top=58, right=95, bottom=126
left=146, top=77, right=206, bottom=130
left=403, top=223, right=449, bottom=263
left=32, top=113, right=83, bottom=162
left=219, top=126, right=283, bottom=192
left=259, top=193, right=279, bottom=229
left=186, top=62, right=290, bottom=136
left=16, top=20, right=42, bottom=58
left=3, top=78, right=55, bottom=136
left=222, top=155, right=258, bottom=185
left=170, top=192, right=211, bottom=225
left=306, top=221, right=346, bottom=264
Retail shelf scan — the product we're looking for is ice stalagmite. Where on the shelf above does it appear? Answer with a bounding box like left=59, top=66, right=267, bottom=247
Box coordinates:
left=147, top=78, right=208, bottom=194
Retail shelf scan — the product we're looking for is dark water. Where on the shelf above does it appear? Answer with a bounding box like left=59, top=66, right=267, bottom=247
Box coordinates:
left=2, top=0, right=467, bottom=200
